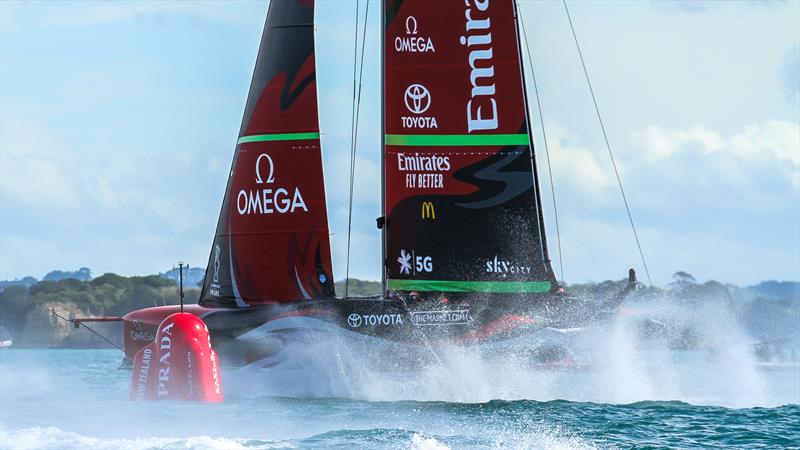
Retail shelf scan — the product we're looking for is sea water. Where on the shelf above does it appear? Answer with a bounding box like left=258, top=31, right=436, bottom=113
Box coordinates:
left=1, top=309, right=798, bottom=449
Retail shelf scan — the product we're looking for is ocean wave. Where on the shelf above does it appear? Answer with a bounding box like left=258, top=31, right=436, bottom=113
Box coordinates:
left=0, top=427, right=292, bottom=450
left=0, top=425, right=599, bottom=450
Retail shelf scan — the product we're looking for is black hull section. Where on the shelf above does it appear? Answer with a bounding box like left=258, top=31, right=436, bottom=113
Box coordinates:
left=201, top=293, right=596, bottom=346
left=122, top=288, right=632, bottom=368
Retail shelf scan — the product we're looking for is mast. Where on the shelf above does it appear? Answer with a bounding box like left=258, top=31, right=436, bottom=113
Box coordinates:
left=511, top=1, right=553, bottom=277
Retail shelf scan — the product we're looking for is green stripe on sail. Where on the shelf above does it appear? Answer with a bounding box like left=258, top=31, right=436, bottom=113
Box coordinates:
left=388, top=279, right=552, bottom=293
left=385, top=134, right=530, bottom=147
left=237, top=132, right=321, bottom=144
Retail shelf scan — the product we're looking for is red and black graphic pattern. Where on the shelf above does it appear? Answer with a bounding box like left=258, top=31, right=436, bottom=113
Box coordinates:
left=200, top=0, right=334, bottom=307
left=384, top=0, right=555, bottom=295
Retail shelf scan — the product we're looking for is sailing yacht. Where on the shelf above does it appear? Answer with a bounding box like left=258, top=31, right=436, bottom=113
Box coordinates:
left=119, top=0, right=634, bottom=368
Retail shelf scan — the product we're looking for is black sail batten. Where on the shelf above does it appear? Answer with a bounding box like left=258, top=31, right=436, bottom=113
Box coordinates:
left=200, top=0, right=335, bottom=308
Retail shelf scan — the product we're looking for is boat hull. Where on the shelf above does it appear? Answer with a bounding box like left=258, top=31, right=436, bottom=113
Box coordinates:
left=121, top=294, right=592, bottom=366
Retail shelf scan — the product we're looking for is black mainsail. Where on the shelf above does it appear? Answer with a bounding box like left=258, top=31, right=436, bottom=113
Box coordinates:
left=383, top=0, right=557, bottom=297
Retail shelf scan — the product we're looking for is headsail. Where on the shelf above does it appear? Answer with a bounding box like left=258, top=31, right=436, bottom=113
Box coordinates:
left=200, top=0, right=334, bottom=307
left=383, top=0, right=555, bottom=296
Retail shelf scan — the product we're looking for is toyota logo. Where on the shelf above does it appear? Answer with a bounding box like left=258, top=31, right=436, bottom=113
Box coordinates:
left=404, top=84, right=431, bottom=115
left=347, top=313, right=362, bottom=328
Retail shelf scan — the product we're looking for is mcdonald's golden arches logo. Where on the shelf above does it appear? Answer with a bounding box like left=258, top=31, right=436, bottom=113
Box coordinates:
left=421, top=201, right=436, bottom=220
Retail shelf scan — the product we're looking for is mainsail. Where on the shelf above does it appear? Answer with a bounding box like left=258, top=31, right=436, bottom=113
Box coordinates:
left=200, top=0, right=335, bottom=307
left=383, top=0, right=556, bottom=296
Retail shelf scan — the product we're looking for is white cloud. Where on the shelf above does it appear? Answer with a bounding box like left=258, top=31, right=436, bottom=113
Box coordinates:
left=534, top=121, right=615, bottom=201
left=783, top=44, right=800, bottom=104
left=634, top=125, right=725, bottom=162
left=0, top=116, right=81, bottom=210
left=2, top=1, right=798, bottom=287
left=728, top=120, right=800, bottom=166
left=536, top=120, right=799, bottom=285
left=0, top=113, right=229, bottom=279
left=630, top=120, right=799, bottom=193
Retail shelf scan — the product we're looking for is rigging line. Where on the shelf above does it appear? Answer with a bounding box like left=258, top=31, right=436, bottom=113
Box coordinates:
left=350, top=0, right=371, bottom=285
left=344, top=0, right=361, bottom=297
left=51, top=309, right=125, bottom=353
left=512, top=2, right=547, bottom=273
left=518, top=7, right=565, bottom=287
left=562, top=0, right=652, bottom=286
left=352, top=0, right=371, bottom=203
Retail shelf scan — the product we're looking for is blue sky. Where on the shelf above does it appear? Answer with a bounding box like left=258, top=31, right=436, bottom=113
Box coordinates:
left=1, top=0, right=798, bottom=286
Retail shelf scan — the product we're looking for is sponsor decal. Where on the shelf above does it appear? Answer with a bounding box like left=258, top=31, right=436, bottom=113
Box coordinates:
left=462, top=0, right=498, bottom=132
left=134, top=347, right=152, bottom=400
left=347, top=313, right=362, bottom=328
left=416, top=254, right=433, bottom=273
left=404, top=83, right=431, bottom=114
left=129, top=329, right=155, bottom=342
left=210, top=351, right=221, bottom=394
left=398, top=249, right=433, bottom=275
left=398, top=249, right=412, bottom=275
left=396, top=152, right=450, bottom=190
left=186, top=351, right=194, bottom=396
left=236, top=152, right=308, bottom=215
left=485, top=256, right=531, bottom=275
left=394, top=16, right=436, bottom=53
left=402, top=84, right=438, bottom=129
left=406, top=16, right=417, bottom=34
left=210, top=244, right=221, bottom=297
left=212, top=244, right=221, bottom=283
left=157, top=321, right=174, bottom=397
left=421, top=201, right=436, bottom=220
left=410, top=310, right=471, bottom=326
left=348, top=313, right=404, bottom=327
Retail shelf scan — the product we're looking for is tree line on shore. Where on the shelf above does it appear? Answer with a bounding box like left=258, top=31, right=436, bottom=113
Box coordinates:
left=0, top=274, right=199, bottom=345
left=0, top=270, right=796, bottom=348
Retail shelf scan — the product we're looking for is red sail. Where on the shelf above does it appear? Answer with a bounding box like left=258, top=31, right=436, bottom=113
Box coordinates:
left=200, top=0, right=335, bottom=306
left=384, top=0, right=555, bottom=296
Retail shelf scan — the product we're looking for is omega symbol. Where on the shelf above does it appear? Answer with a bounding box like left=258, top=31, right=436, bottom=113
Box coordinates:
left=255, top=153, right=275, bottom=184
left=405, top=16, right=417, bottom=35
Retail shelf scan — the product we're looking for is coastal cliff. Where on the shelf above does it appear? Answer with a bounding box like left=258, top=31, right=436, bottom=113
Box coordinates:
left=18, top=302, right=112, bottom=348
left=0, top=274, right=198, bottom=348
